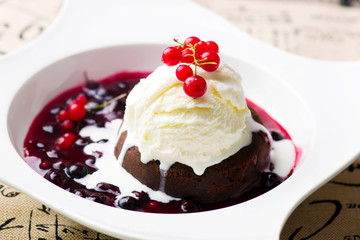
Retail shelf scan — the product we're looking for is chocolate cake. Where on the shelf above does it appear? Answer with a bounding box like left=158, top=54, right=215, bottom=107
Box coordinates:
left=115, top=108, right=271, bottom=204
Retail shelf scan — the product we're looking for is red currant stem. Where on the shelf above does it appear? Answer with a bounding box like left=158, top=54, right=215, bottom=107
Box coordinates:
left=172, top=37, right=218, bottom=76
left=199, top=61, right=217, bottom=65
left=86, top=93, right=128, bottom=111
left=197, top=57, right=217, bottom=66
left=75, top=120, right=81, bottom=132
left=194, top=64, right=198, bottom=76
left=194, top=56, right=201, bottom=76
left=174, top=38, right=187, bottom=48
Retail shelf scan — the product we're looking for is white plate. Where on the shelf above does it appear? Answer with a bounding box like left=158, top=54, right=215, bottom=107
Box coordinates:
left=1, top=0, right=360, bottom=239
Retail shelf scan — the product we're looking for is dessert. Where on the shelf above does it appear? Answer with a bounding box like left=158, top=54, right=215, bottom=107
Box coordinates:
left=23, top=37, right=299, bottom=213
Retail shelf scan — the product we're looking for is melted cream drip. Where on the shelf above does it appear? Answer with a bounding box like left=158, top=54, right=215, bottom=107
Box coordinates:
left=76, top=118, right=295, bottom=203
left=77, top=119, right=179, bottom=203
left=118, top=114, right=269, bottom=175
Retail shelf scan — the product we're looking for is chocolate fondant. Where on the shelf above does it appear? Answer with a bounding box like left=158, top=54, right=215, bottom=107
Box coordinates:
left=115, top=109, right=271, bottom=204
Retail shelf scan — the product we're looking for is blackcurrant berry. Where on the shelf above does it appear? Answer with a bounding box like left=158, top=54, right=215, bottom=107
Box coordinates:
left=66, top=163, right=89, bottom=179
left=117, top=196, right=138, bottom=210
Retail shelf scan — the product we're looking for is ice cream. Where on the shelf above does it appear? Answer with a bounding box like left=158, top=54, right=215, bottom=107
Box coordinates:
left=116, top=63, right=268, bottom=175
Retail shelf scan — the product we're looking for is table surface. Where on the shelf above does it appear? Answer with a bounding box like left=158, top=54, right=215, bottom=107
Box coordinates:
left=1, top=0, right=360, bottom=239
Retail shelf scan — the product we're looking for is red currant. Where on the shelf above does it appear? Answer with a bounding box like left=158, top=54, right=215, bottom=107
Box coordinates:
left=206, top=41, right=219, bottom=53
left=63, top=132, right=76, bottom=141
left=61, top=119, right=74, bottom=130
left=200, top=51, right=220, bottom=72
left=195, top=52, right=201, bottom=60
left=56, top=132, right=76, bottom=150
left=162, top=46, right=181, bottom=66
left=76, top=94, right=87, bottom=105
left=181, top=49, right=195, bottom=63
left=183, top=76, right=207, bottom=98
left=195, top=41, right=208, bottom=54
left=40, top=161, right=52, bottom=170
left=147, top=201, right=159, bottom=208
left=177, top=44, right=187, bottom=52
left=68, top=103, right=86, bottom=121
left=184, top=36, right=200, bottom=46
left=57, top=110, right=68, bottom=122
left=176, top=65, right=193, bottom=82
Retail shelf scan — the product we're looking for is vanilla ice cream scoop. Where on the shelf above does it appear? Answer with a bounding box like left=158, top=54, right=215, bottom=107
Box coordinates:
left=117, top=63, right=265, bottom=175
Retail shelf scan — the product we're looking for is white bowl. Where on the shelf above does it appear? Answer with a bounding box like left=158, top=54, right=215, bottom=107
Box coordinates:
left=1, top=0, right=360, bottom=239
left=8, top=42, right=311, bottom=239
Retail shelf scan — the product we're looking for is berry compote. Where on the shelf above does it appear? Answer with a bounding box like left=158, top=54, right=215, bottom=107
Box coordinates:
left=24, top=71, right=299, bottom=214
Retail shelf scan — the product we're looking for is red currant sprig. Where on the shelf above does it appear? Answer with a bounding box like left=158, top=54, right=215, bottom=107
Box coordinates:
left=162, top=36, right=220, bottom=98
left=55, top=92, right=127, bottom=151
left=57, top=94, right=88, bottom=126
left=55, top=94, right=88, bottom=150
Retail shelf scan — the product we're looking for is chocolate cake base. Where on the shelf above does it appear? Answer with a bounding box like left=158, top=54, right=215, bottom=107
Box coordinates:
left=114, top=110, right=271, bottom=204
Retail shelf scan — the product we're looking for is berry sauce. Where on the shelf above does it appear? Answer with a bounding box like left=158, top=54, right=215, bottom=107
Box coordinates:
left=24, top=71, right=298, bottom=214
